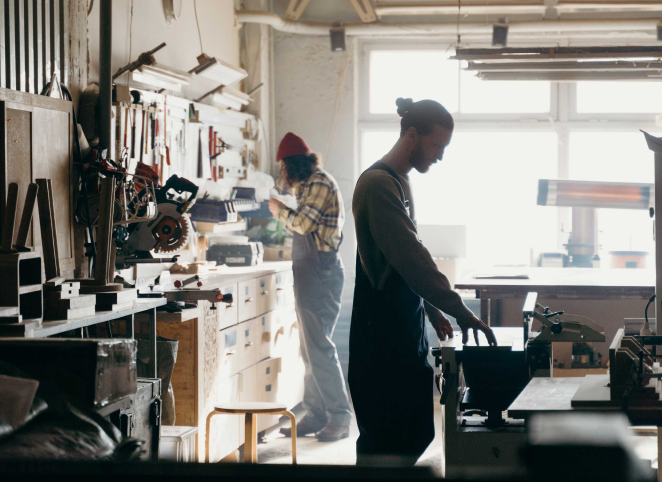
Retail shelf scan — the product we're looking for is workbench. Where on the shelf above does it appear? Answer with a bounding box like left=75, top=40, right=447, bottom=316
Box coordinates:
left=0, top=298, right=166, bottom=378
left=456, top=267, right=655, bottom=324
left=139, top=261, right=302, bottom=462
left=508, top=376, right=662, bottom=481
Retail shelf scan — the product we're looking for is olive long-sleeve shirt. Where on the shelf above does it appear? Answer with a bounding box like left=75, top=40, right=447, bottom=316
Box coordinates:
left=352, top=164, right=476, bottom=325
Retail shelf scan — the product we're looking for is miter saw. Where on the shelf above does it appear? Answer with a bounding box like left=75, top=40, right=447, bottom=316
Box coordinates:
left=114, top=172, right=199, bottom=270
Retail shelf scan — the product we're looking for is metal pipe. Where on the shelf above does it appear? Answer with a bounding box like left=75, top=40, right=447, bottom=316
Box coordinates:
left=236, top=10, right=658, bottom=36
left=99, top=0, right=112, bottom=151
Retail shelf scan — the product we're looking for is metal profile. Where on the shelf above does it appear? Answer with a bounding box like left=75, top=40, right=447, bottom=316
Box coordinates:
left=33, top=0, right=41, bottom=94
left=14, top=0, right=25, bottom=92
left=6, top=0, right=16, bottom=90
left=24, top=0, right=34, bottom=94
left=49, top=0, right=59, bottom=87
left=0, top=0, right=5, bottom=88
left=59, top=0, right=66, bottom=87
left=42, top=0, right=51, bottom=86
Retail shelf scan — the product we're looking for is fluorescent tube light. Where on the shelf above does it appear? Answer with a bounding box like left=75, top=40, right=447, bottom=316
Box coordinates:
left=130, top=64, right=191, bottom=92
left=191, top=54, right=247, bottom=86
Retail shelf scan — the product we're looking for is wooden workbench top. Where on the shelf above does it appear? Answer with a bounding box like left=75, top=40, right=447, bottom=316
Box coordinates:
left=456, top=267, right=654, bottom=300
left=166, top=261, right=292, bottom=290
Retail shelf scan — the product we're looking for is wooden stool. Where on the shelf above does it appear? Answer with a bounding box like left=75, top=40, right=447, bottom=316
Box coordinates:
left=205, top=402, right=297, bottom=464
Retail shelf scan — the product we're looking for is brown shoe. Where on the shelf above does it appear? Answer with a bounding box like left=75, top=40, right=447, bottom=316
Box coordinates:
left=316, top=423, right=350, bottom=442
left=280, top=416, right=326, bottom=437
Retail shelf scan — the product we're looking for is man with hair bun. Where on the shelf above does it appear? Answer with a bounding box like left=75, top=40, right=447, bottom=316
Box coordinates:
left=350, top=98, right=497, bottom=465
left=269, top=132, right=352, bottom=442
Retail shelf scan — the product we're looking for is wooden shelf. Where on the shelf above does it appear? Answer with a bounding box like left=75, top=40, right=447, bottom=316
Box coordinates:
left=196, top=220, right=247, bottom=235
left=18, top=284, right=42, bottom=295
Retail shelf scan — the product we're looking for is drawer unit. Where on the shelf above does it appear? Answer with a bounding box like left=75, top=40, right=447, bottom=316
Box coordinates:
left=238, top=319, right=258, bottom=373
left=275, top=270, right=294, bottom=290
left=218, top=325, right=240, bottom=378
left=276, top=286, right=295, bottom=308
left=238, top=279, right=257, bottom=322
left=257, top=274, right=277, bottom=316
left=256, top=312, right=274, bottom=363
left=219, top=284, right=238, bottom=330
left=208, top=374, right=241, bottom=462
left=256, top=357, right=282, bottom=431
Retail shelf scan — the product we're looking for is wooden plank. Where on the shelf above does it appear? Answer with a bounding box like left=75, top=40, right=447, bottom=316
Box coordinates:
left=24, top=0, right=33, bottom=94
left=42, top=0, right=50, bottom=86
left=33, top=106, right=74, bottom=274
left=35, top=178, right=59, bottom=279
left=58, top=0, right=65, bottom=87
left=569, top=374, right=614, bottom=407
left=14, top=0, right=25, bottom=92
left=0, top=0, right=5, bottom=89
left=0, top=85, right=69, bottom=110
left=32, top=0, right=41, bottom=95
left=5, top=0, right=16, bottom=90
left=48, top=0, right=57, bottom=86
left=508, top=377, right=584, bottom=419
left=44, top=288, right=78, bottom=300
left=5, top=109, right=33, bottom=247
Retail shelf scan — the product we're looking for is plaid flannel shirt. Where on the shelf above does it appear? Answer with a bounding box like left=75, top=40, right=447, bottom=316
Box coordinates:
left=277, top=168, right=344, bottom=252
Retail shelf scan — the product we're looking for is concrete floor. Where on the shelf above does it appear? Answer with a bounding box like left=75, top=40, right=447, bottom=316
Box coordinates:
left=251, top=400, right=444, bottom=475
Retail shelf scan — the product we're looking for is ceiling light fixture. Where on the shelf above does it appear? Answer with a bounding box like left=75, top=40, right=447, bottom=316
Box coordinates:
left=189, top=53, right=248, bottom=86
left=130, top=64, right=191, bottom=92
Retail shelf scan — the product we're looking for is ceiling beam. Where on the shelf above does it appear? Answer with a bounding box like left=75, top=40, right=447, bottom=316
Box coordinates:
left=285, top=0, right=312, bottom=21
left=350, top=0, right=377, bottom=23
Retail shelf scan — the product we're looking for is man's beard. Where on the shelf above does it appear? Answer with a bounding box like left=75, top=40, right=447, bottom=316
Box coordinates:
left=409, top=144, right=428, bottom=173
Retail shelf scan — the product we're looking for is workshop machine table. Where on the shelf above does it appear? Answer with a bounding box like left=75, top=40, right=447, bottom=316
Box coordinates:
left=508, top=376, right=662, bottom=481
left=456, top=267, right=654, bottom=325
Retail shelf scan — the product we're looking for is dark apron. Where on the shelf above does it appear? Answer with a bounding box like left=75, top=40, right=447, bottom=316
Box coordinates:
left=348, top=161, right=434, bottom=464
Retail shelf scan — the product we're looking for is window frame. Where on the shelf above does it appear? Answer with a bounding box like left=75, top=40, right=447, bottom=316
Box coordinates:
left=358, top=39, right=660, bottom=258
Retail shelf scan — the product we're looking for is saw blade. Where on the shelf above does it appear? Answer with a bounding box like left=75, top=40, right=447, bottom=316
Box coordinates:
left=153, top=214, right=191, bottom=254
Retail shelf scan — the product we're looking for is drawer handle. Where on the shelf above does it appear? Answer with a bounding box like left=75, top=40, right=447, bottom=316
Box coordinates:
left=245, top=342, right=254, bottom=347
left=277, top=287, right=284, bottom=291
left=226, top=350, right=236, bottom=356
left=245, top=298, right=254, bottom=303
left=261, top=290, right=269, bottom=295
left=226, top=303, right=234, bottom=309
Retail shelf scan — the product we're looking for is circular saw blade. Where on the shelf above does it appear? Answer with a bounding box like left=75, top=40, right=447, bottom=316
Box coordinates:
left=153, top=214, right=191, bottom=254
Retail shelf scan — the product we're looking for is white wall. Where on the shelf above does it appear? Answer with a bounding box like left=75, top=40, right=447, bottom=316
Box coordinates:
left=273, top=31, right=359, bottom=299
left=88, top=0, right=241, bottom=101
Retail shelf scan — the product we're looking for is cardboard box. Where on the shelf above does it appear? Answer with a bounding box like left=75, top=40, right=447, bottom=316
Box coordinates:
left=263, top=246, right=292, bottom=262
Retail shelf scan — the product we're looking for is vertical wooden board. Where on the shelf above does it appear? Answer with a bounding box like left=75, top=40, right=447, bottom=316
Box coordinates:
left=32, top=0, right=41, bottom=94
left=58, top=0, right=65, bottom=87
left=6, top=0, right=16, bottom=90
left=49, top=0, right=58, bottom=85
left=0, top=102, right=6, bottom=230
left=24, top=0, right=33, bottom=94
left=32, top=107, right=73, bottom=271
left=14, top=0, right=25, bottom=92
left=157, top=319, right=197, bottom=427
left=42, top=0, right=50, bottom=86
left=4, top=108, right=33, bottom=245
left=0, top=0, right=5, bottom=89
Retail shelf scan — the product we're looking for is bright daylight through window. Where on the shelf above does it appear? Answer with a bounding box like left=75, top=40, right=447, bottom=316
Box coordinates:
left=362, top=47, right=658, bottom=269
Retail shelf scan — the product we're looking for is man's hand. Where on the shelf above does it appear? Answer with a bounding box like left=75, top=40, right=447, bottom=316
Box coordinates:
left=268, top=198, right=285, bottom=218
left=428, top=311, right=454, bottom=341
left=460, top=316, right=497, bottom=347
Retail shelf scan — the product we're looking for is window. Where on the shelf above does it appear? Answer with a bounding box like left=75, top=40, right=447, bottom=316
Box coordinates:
left=576, top=82, right=662, bottom=114
left=569, top=131, right=656, bottom=257
left=369, top=50, right=459, bottom=114
left=361, top=42, right=660, bottom=270
left=459, top=70, right=550, bottom=114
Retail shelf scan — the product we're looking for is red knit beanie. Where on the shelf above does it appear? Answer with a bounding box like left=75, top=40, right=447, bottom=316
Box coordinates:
left=277, top=132, right=312, bottom=161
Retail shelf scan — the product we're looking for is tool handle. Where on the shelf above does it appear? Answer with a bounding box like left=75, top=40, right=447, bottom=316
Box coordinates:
left=1, top=183, right=19, bottom=250
left=15, top=183, right=39, bottom=249
left=139, top=111, right=146, bottom=163
left=123, top=108, right=129, bottom=147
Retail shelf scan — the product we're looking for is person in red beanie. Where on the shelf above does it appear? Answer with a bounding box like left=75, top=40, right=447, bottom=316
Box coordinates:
left=268, top=132, right=351, bottom=442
